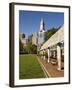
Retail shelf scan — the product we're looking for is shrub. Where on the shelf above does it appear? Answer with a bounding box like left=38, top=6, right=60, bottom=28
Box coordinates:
left=20, top=47, right=29, bottom=54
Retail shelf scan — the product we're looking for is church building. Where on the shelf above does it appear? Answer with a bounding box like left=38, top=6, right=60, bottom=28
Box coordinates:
left=37, top=18, right=45, bottom=51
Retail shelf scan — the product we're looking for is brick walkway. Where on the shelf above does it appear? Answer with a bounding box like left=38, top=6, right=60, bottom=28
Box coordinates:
left=37, top=56, right=64, bottom=78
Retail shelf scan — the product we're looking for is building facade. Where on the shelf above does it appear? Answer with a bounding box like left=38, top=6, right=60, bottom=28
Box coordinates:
left=19, top=33, right=27, bottom=46
left=32, top=32, right=38, bottom=45
left=39, top=25, right=64, bottom=70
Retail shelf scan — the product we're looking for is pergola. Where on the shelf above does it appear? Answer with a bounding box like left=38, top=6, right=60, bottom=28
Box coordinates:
left=39, top=25, right=64, bottom=70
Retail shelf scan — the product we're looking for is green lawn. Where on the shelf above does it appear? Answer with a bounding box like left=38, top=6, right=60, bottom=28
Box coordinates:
left=19, top=54, right=46, bottom=79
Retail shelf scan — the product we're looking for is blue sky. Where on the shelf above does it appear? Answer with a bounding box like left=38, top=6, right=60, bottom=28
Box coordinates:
left=19, top=10, right=64, bottom=38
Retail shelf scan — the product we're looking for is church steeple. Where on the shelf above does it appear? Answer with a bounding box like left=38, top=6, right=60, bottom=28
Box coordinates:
left=37, top=18, right=45, bottom=51
left=40, top=18, right=45, bottom=32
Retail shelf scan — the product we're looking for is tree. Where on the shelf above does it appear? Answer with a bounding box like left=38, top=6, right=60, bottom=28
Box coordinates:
left=44, top=27, right=58, bottom=42
left=22, top=33, right=25, bottom=38
left=32, top=44, right=37, bottom=54
left=19, top=39, right=24, bottom=54
left=26, top=43, right=37, bottom=54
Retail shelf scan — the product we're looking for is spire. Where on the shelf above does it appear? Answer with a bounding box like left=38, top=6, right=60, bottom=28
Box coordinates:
left=40, top=18, right=45, bottom=32
left=40, top=18, right=43, bottom=25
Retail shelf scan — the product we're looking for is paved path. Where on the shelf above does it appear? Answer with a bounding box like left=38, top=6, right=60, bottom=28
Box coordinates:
left=37, top=56, right=64, bottom=77
left=37, top=56, right=50, bottom=78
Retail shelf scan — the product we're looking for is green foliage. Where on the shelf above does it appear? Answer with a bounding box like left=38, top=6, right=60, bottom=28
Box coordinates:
left=19, top=35, right=37, bottom=54
left=26, top=43, right=32, bottom=54
left=20, top=43, right=37, bottom=54
left=26, top=44, right=37, bottom=54
left=19, top=39, right=24, bottom=54
left=44, top=27, right=58, bottom=42
left=32, top=44, right=37, bottom=54
left=20, top=47, right=29, bottom=54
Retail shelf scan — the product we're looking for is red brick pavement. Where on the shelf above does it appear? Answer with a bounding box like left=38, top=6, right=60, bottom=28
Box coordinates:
left=37, top=56, right=64, bottom=77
